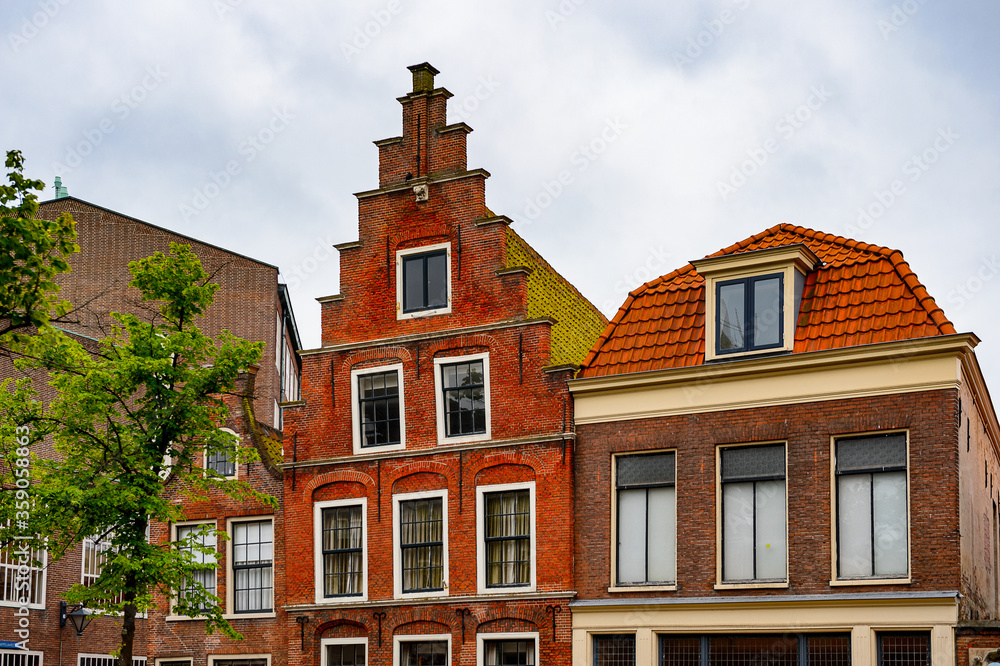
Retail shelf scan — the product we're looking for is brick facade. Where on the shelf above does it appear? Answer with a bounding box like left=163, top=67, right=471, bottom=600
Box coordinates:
left=281, top=63, right=604, bottom=666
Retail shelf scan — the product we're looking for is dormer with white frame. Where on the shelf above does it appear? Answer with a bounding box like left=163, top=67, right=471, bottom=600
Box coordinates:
left=693, top=243, right=820, bottom=362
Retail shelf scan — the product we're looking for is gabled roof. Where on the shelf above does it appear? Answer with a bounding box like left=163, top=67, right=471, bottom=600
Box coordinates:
left=579, top=224, right=956, bottom=378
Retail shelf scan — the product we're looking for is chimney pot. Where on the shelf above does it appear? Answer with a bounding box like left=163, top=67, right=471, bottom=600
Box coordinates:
left=408, top=62, right=440, bottom=93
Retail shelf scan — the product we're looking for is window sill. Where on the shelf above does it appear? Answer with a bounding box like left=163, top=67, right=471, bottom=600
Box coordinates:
left=714, top=581, right=788, bottom=590
left=438, top=432, right=491, bottom=446
left=222, top=611, right=276, bottom=620
left=396, top=589, right=449, bottom=601
left=315, top=594, right=367, bottom=604
left=477, top=586, right=536, bottom=596
left=354, top=442, right=405, bottom=455
left=398, top=306, right=451, bottom=321
left=829, top=577, right=910, bottom=586
left=166, top=614, right=210, bottom=622
left=608, top=584, right=677, bottom=593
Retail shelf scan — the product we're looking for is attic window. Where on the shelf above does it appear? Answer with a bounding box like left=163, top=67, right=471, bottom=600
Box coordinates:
left=692, top=243, right=819, bottom=362
left=396, top=242, right=452, bottom=319
left=717, top=274, right=783, bottom=354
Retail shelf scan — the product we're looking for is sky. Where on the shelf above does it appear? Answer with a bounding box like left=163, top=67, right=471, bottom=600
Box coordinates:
left=2, top=1, right=999, bottom=389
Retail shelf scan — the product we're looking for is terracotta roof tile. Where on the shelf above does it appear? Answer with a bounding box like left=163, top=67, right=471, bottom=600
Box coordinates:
left=579, top=224, right=956, bottom=377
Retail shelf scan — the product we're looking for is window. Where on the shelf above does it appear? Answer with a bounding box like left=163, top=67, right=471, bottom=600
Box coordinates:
left=156, top=661, right=193, bottom=666
left=659, top=634, right=851, bottom=666
left=614, top=452, right=675, bottom=586
left=209, top=658, right=269, bottom=666
left=479, top=633, right=538, bottom=666
left=477, top=483, right=535, bottom=592
left=314, top=499, right=367, bottom=601
left=877, top=633, right=929, bottom=666
left=434, top=353, right=490, bottom=444
left=720, top=443, right=786, bottom=583
left=205, top=428, right=239, bottom=478
left=174, top=522, right=217, bottom=613
left=394, top=492, right=448, bottom=598
left=0, top=540, right=45, bottom=608
left=396, top=638, right=450, bottom=666
left=716, top=274, right=783, bottom=354
left=397, top=243, right=451, bottom=319
left=594, top=635, right=635, bottom=666
left=322, top=639, right=366, bottom=666
left=0, top=650, right=43, bottom=666
left=82, top=533, right=113, bottom=587
left=78, top=656, right=146, bottom=666
left=351, top=364, right=405, bottom=453
left=835, top=433, right=908, bottom=579
left=230, top=519, right=273, bottom=614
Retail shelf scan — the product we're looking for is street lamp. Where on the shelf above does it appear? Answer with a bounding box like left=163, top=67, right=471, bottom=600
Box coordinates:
left=59, top=601, right=94, bottom=636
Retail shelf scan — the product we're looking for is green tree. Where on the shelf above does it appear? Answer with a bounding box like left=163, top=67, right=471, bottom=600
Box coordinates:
left=0, top=149, right=77, bottom=343
left=1, top=243, right=269, bottom=665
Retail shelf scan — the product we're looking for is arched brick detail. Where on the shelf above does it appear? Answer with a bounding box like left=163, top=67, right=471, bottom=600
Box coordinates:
left=390, top=226, right=451, bottom=254
left=393, top=617, right=454, bottom=635
left=476, top=617, right=539, bottom=634
left=342, top=346, right=413, bottom=370
left=388, top=461, right=455, bottom=493
left=468, top=447, right=548, bottom=480
left=315, top=618, right=370, bottom=638
left=472, top=462, right=537, bottom=486
left=305, top=469, right=376, bottom=497
left=474, top=606, right=545, bottom=629
left=426, top=333, right=500, bottom=358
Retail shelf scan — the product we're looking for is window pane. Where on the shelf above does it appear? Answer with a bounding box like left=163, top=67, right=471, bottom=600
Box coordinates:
left=426, top=252, right=448, bottom=308
left=755, top=479, right=786, bottom=579
left=403, top=256, right=425, bottom=311
left=808, top=635, right=852, bottom=666
left=753, top=276, right=781, bottom=347
left=879, top=633, right=929, bottom=666
left=485, top=640, right=534, bottom=666
left=722, top=482, right=754, bottom=581
left=617, top=489, right=646, bottom=584
left=327, top=642, right=365, bottom=666
left=660, top=636, right=701, bottom=666
left=647, top=486, right=676, bottom=583
left=594, top=635, right=635, bottom=666
left=837, top=434, right=906, bottom=472
left=617, top=453, right=675, bottom=488
left=838, top=474, right=873, bottom=577
left=717, top=283, right=745, bottom=351
left=402, top=641, right=447, bottom=666
left=708, top=635, right=797, bottom=666
left=721, top=444, right=784, bottom=481
left=873, top=471, right=908, bottom=576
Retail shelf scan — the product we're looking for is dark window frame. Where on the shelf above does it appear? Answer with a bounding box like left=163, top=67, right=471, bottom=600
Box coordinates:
left=399, top=640, right=448, bottom=666
left=715, top=273, right=784, bottom=355
left=324, top=642, right=366, bottom=666
left=231, top=519, right=273, bottom=614
left=357, top=368, right=402, bottom=448
left=658, top=633, right=852, bottom=666
left=441, top=358, right=487, bottom=438
left=402, top=249, right=449, bottom=314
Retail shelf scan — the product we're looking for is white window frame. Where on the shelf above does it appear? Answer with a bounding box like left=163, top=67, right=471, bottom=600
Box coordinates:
left=204, top=428, right=240, bottom=479
left=830, top=430, right=911, bottom=585
left=715, top=442, right=789, bottom=588
left=351, top=363, right=406, bottom=455
left=609, top=451, right=677, bottom=591
left=321, top=638, right=368, bottom=666
left=314, top=498, right=368, bottom=603
left=207, top=655, right=271, bottom=666
left=77, top=655, right=146, bottom=666
left=225, top=517, right=275, bottom=619
left=169, top=520, right=218, bottom=619
left=396, top=242, right=452, bottom=320
left=0, top=649, right=43, bottom=666
left=477, top=632, right=539, bottom=666
left=394, top=634, right=451, bottom=666
left=0, top=539, right=47, bottom=609
left=81, top=533, right=113, bottom=587
left=476, top=482, right=536, bottom=594
left=434, top=352, right=491, bottom=445
left=393, top=490, right=449, bottom=600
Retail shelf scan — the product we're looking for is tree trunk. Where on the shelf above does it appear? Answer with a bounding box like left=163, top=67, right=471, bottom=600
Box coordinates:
left=119, top=591, right=136, bottom=666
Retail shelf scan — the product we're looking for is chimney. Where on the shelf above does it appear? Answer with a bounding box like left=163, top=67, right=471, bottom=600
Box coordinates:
left=409, top=62, right=439, bottom=94
left=53, top=176, right=68, bottom=198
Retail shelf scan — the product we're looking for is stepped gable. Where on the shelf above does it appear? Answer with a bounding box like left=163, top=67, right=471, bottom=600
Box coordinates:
left=580, top=223, right=956, bottom=377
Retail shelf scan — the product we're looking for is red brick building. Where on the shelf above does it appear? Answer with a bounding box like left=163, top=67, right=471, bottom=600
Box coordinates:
left=281, top=64, right=607, bottom=666
left=568, top=226, right=1000, bottom=666
left=0, top=197, right=301, bottom=666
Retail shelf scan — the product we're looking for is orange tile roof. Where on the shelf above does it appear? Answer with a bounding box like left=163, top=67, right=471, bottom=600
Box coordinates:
left=579, top=224, right=956, bottom=378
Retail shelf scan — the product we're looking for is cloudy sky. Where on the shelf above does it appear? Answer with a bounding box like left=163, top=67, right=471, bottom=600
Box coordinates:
left=3, top=1, right=999, bottom=385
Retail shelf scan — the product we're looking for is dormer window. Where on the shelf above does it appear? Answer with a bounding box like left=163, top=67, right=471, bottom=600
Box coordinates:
left=396, top=242, right=452, bottom=319
left=716, top=274, right=783, bottom=354
left=693, top=244, right=819, bottom=362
